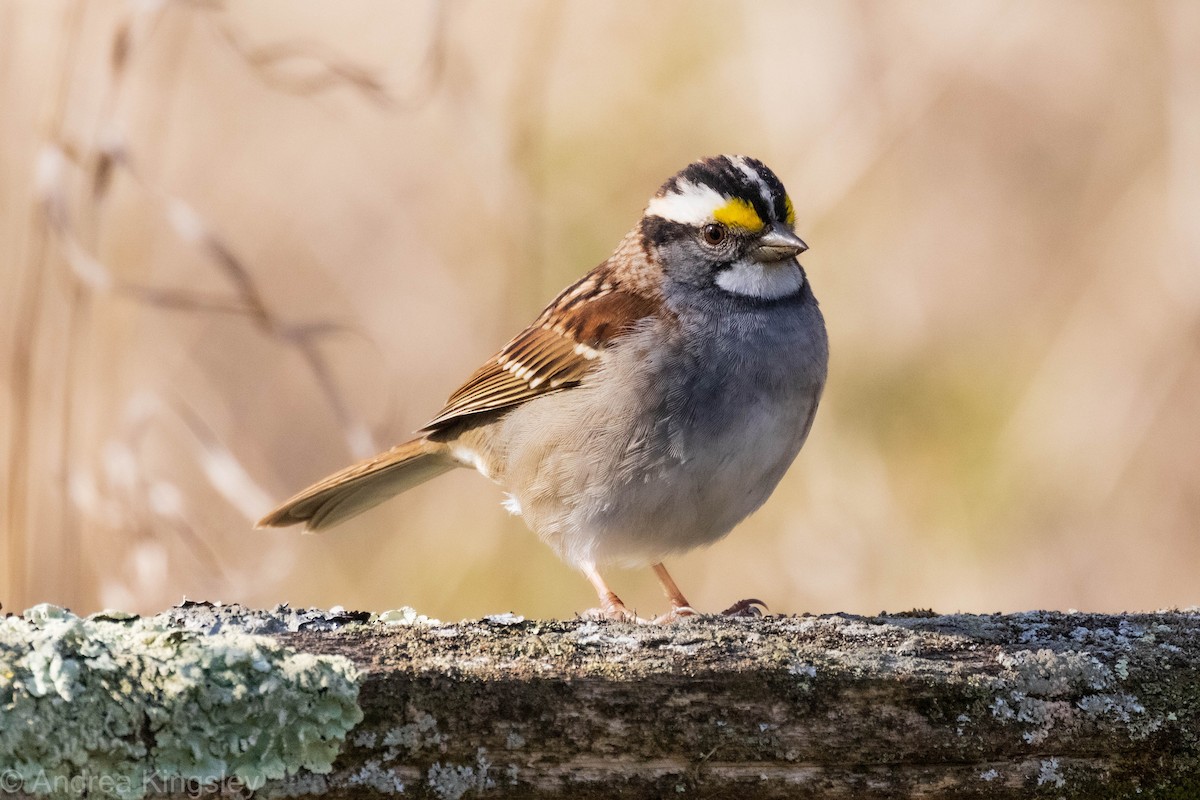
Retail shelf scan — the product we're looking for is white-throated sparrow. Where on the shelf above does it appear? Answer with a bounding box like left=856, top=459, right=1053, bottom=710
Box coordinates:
left=259, top=155, right=829, bottom=623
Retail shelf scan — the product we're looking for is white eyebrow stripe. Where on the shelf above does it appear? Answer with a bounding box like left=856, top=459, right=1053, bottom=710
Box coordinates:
left=645, top=179, right=728, bottom=225
left=731, top=155, right=775, bottom=218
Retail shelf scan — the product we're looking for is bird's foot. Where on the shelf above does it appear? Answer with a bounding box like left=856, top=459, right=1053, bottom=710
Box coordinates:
left=580, top=593, right=645, bottom=623
left=652, top=605, right=700, bottom=624
left=720, top=598, right=767, bottom=617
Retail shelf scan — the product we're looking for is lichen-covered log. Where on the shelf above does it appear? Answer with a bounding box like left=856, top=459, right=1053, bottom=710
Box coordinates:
left=2, top=603, right=1198, bottom=799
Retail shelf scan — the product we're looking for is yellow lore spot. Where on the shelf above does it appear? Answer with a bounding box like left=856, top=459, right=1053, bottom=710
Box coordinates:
left=712, top=198, right=765, bottom=233
left=783, top=194, right=796, bottom=226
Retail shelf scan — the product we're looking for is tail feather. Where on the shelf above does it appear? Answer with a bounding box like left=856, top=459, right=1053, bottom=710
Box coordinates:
left=257, top=437, right=454, bottom=532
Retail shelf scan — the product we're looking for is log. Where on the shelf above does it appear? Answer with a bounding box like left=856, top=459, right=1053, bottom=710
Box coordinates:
left=1, top=602, right=1198, bottom=799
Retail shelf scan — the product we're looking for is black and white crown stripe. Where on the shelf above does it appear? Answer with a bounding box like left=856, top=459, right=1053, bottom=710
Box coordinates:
left=646, top=155, right=789, bottom=228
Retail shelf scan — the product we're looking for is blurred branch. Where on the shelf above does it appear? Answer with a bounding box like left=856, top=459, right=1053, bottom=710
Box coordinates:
left=95, top=394, right=228, bottom=581
left=18, top=0, right=444, bottom=597
left=171, top=396, right=274, bottom=524
left=17, top=0, right=428, bottom=601
left=58, top=0, right=155, bottom=589
left=213, top=24, right=390, bottom=105
left=41, top=141, right=379, bottom=463
left=202, top=0, right=447, bottom=111
left=148, top=177, right=377, bottom=458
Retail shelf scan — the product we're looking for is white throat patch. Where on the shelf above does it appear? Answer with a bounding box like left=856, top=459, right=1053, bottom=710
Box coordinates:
left=715, top=259, right=803, bottom=300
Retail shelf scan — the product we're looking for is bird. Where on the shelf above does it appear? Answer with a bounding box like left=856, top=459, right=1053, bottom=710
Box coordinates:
left=258, top=155, right=829, bottom=623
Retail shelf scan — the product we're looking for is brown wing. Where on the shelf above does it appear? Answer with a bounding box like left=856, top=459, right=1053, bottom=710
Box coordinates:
left=421, top=276, right=659, bottom=433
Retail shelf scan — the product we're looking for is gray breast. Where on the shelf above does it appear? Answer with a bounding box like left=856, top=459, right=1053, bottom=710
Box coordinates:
left=495, top=289, right=828, bottom=568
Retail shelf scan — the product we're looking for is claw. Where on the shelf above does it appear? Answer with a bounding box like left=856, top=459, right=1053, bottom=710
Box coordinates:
left=720, top=598, right=767, bottom=617
left=652, top=605, right=700, bottom=625
left=580, top=563, right=649, bottom=623
left=579, top=593, right=646, bottom=624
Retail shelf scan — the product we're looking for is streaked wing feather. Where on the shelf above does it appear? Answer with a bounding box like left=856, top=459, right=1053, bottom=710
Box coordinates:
left=421, top=326, right=586, bottom=430
left=421, top=285, right=658, bottom=432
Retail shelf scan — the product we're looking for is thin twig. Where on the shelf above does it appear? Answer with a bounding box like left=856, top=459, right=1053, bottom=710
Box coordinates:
left=202, top=1, right=447, bottom=111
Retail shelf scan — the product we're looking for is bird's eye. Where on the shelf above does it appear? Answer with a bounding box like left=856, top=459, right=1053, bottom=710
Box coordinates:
left=701, top=223, right=727, bottom=246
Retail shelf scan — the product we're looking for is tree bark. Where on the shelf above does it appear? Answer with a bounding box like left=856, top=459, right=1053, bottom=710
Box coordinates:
left=6, top=603, right=1199, bottom=799
left=176, top=604, right=1200, bottom=799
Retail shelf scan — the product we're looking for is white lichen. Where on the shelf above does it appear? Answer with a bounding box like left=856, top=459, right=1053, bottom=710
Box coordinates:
left=996, top=649, right=1111, bottom=695
left=345, top=760, right=406, bottom=794
left=1037, top=757, right=1066, bottom=788
left=376, top=608, right=442, bottom=627
left=353, top=731, right=379, bottom=749
left=787, top=662, right=817, bottom=678
left=426, top=749, right=495, bottom=800
left=383, top=712, right=446, bottom=755
left=990, top=643, right=1163, bottom=745
left=571, top=622, right=641, bottom=649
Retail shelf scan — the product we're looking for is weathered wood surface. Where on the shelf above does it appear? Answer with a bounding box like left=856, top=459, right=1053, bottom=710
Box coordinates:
left=180, top=604, right=1199, bottom=799
left=5, top=603, right=1200, bottom=799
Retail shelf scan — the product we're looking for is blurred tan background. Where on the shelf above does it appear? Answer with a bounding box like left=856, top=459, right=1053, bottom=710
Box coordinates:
left=2, top=1, right=1198, bottom=620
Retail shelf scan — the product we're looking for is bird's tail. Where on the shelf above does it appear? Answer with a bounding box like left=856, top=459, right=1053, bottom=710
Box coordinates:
left=256, top=437, right=455, bottom=532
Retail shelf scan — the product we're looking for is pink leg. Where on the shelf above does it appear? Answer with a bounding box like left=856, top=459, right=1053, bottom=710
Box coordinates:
left=651, top=563, right=699, bottom=624
left=580, top=562, right=641, bottom=622
left=652, top=563, right=768, bottom=620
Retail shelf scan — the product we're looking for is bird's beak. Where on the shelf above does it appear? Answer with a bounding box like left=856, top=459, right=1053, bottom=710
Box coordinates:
left=750, top=226, right=808, bottom=263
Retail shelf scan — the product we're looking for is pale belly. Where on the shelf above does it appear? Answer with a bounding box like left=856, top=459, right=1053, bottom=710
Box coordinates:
left=573, top=386, right=821, bottom=566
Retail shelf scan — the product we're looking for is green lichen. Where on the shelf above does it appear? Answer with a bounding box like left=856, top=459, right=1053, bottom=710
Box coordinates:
left=0, top=604, right=363, bottom=800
